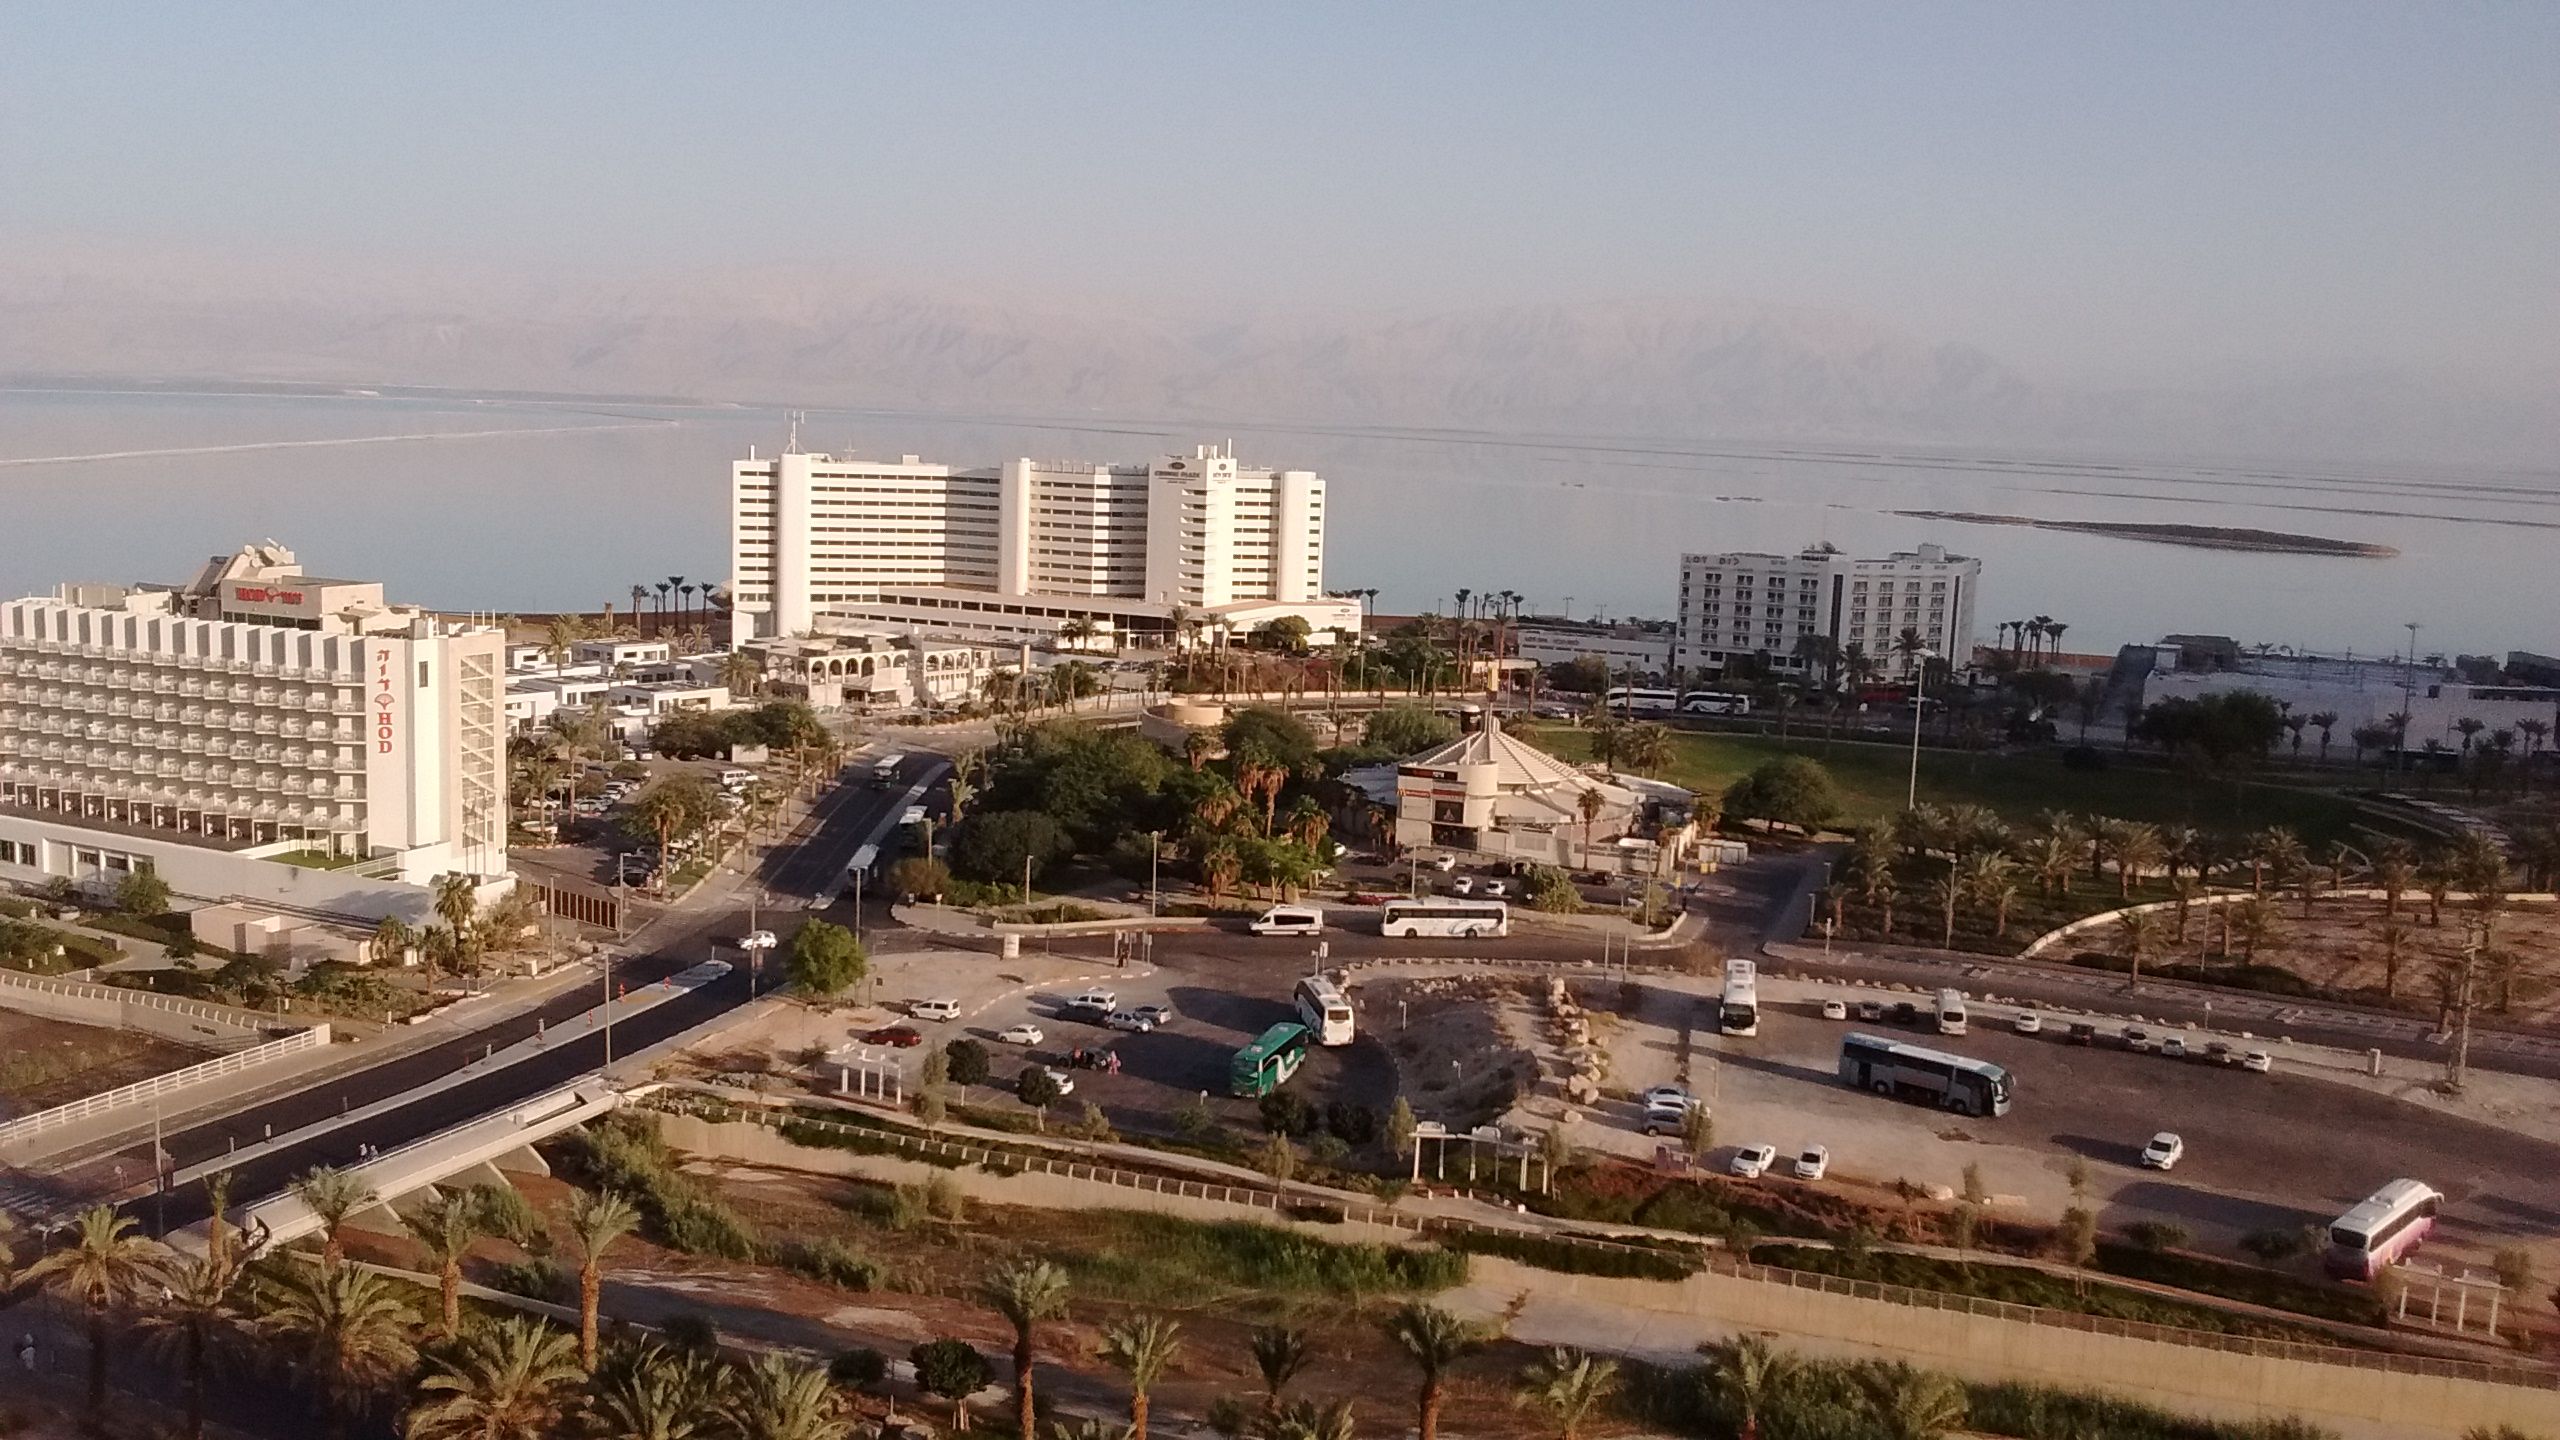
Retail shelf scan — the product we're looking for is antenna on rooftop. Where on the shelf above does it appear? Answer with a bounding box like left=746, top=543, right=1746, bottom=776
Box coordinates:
left=785, top=411, right=805, bottom=454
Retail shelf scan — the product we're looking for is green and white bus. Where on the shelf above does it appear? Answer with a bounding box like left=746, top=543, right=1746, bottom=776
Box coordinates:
left=1229, top=1022, right=1313, bottom=1098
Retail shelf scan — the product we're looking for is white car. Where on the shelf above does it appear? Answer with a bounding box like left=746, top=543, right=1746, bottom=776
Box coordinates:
left=1819, top=998, right=1848, bottom=1021
left=1103, top=1009, right=1156, bottom=1033
left=1729, top=1144, right=1778, bottom=1179
left=1449, top=876, right=1476, bottom=896
left=2140, top=1132, right=2185, bottom=1170
left=1640, top=1103, right=1694, bottom=1137
left=2122, top=1026, right=2154, bottom=1053
left=1792, top=1145, right=1831, bottom=1181
left=911, top=998, right=962, bottom=1022
left=2160, top=1036, right=2188, bottom=1059
left=996, top=1023, right=1045, bottom=1046
left=1641, top=1085, right=1697, bottom=1111
left=1482, top=879, right=1510, bottom=898
left=741, top=930, right=778, bottom=952
left=1430, top=854, right=1458, bottom=872
left=1042, top=1067, right=1076, bottom=1097
left=2012, top=1011, right=2042, bottom=1035
left=2242, top=1049, right=2273, bottom=1074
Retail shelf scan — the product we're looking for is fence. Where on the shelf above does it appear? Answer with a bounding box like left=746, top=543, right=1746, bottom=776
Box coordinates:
left=0, top=1022, right=329, bottom=1149
left=527, top=881, right=619, bottom=931
left=648, top=1093, right=2557, bottom=1394
left=0, top=964, right=276, bottom=1042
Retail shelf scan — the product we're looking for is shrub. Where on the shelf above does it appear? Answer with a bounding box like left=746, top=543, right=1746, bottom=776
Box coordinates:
left=1052, top=1214, right=1465, bottom=1300
left=1306, top=1134, right=1350, bottom=1167
left=911, top=1338, right=992, bottom=1408
left=787, top=920, right=867, bottom=997
left=660, top=1314, right=720, bottom=1353
left=1259, top=1091, right=1316, bottom=1137
left=924, top=1174, right=967, bottom=1222
left=468, top=1183, right=548, bottom=1251
left=885, top=856, right=951, bottom=902
left=488, top=1258, right=566, bottom=1303
left=2124, top=1220, right=2190, bottom=1253
left=1256, top=1133, right=1298, bottom=1182
left=1323, top=1101, right=1379, bottom=1147
left=778, top=1237, right=881, bottom=1290
left=829, top=1347, right=889, bottom=1390
left=1016, top=1066, right=1062, bottom=1109
left=2096, top=1243, right=2387, bottom=1327
left=1441, top=1229, right=1695, bottom=1282
left=2238, top=1228, right=2306, bottom=1265
left=949, top=810, right=1072, bottom=885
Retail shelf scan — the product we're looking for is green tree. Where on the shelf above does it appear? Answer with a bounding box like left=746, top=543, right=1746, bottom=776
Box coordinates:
left=566, top=1189, right=643, bottom=1371
left=27, top=1205, right=164, bottom=1423
left=1511, top=1347, right=1619, bottom=1440
left=585, top=1343, right=724, bottom=1440
left=1100, top=1314, right=1184, bottom=1440
left=950, top=810, right=1073, bottom=886
left=981, top=1259, right=1071, bottom=1440
left=258, top=1260, right=421, bottom=1440
left=947, top=1037, right=992, bottom=1087
left=116, top=864, right=173, bottom=916
left=406, top=1316, right=583, bottom=1440
left=1017, top=1065, right=1063, bottom=1111
left=787, top=919, right=867, bottom=997
left=1380, top=1304, right=1488, bottom=1440
left=1222, top=706, right=1318, bottom=772
left=913, top=1339, right=994, bottom=1433
left=1362, top=703, right=1458, bottom=756
left=887, top=856, right=953, bottom=901
left=1722, top=756, right=1841, bottom=834
left=1700, top=1334, right=1795, bottom=1440
left=136, top=1249, right=257, bottom=1440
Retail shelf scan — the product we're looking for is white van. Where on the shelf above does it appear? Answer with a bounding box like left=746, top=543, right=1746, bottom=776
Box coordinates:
left=718, top=768, right=755, bottom=790
left=1067, top=988, right=1118, bottom=1016
left=1935, top=987, right=1969, bottom=1037
left=1249, top=904, right=1326, bottom=937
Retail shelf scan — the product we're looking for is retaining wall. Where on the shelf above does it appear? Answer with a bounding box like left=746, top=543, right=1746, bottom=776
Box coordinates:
left=2021, top=888, right=2560, bottom=959
left=0, top=1023, right=329, bottom=1154
left=1479, top=1258, right=2560, bottom=1439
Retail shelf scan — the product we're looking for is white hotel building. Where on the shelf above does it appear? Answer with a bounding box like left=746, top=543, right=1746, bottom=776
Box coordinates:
left=727, top=443, right=1358, bottom=648
left=0, top=543, right=508, bottom=922
left=1674, top=543, right=1982, bottom=679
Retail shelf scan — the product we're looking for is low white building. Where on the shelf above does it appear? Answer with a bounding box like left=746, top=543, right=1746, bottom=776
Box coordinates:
left=1514, top=619, right=1676, bottom=678
left=744, top=627, right=1007, bottom=711
left=1366, top=715, right=1694, bottom=876
left=2137, top=646, right=2560, bottom=750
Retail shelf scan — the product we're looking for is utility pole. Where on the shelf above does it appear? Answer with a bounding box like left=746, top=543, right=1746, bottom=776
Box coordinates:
left=2399, top=621, right=2421, bottom=783
left=1906, top=650, right=1935, bottom=809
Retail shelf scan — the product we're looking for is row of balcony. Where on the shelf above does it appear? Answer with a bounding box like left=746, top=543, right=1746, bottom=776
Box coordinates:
left=0, top=736, right=364, bottom=773
left=0, top=669, right=364, bottom=708
left=1, top=757, right=364, bottom=799
left=3, top=712, right=364, bottom=745
left=0, top=640, right=361, bottom=682
left=0, top=787, right=365, bottom=832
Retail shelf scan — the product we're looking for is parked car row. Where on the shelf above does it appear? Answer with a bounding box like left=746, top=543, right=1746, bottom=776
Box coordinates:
left=1816, top=995, right=2271, bottom=1073
left=1731, top=1142, right=1830, bottom=1181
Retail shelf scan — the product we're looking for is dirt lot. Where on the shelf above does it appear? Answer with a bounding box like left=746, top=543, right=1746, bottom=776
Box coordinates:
left=0, top=1010, right=210, bottom=1118
left=2226, top=895, right=2560, bottom=1024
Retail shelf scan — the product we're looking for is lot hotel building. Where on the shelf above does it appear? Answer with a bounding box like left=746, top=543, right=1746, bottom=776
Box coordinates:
left=0, top=543, right=508, bottom=923
left=1674, top=542, right=1981, bottom=679
left=727, top=442, right=1359, bottom=649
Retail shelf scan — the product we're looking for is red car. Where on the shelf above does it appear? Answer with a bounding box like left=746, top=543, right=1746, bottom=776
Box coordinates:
left=863, top=1024, right=924, bottom=1048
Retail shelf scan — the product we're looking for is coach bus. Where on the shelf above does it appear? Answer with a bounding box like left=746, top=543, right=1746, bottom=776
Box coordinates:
left=1292, top=975, right=1356, bottom=1046
left=1230, top=1022, right=1313, bottom=1098
left=1718, top=959, right=1761, bottom=1036
left=1602, top=687, right=1680, bottom=715
left=1678, top=691, right=1754, bottom=715
left=2324, top=1179, right=2442, bottom=1280
left=1838, top=1032, right=2012, bottom=1118
left=870, top=754, right=906, bottom=789
left=1380, top=898, right=1510, bottom=939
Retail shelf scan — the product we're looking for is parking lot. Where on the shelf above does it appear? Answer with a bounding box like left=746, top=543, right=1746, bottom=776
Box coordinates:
left=1578, top=975, right=2560, bottom=1265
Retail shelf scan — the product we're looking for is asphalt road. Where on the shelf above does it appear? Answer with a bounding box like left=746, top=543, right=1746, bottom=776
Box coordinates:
left=31, top=753, right=946, bottom=1237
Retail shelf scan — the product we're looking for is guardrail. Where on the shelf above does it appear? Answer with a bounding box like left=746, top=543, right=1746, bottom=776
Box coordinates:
left=654, top=1094, right=2555, bottom=1393
left=0, top=1023, right=329, bottom=1148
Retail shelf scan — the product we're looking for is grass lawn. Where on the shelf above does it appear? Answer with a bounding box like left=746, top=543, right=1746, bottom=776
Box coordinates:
left=1524, top=723, right=2378, bottom=845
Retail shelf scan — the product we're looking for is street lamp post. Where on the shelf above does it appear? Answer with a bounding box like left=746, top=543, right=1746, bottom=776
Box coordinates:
left=2399, top=621, right=2421, bottom=782
left=1147, top=830, right=1162, bottom=917
left=1905, top=649, right=1937, bottom=810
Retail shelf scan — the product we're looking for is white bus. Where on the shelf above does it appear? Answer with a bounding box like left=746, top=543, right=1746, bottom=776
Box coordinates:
left=1292, top=975, right=1356, bottom=1045
left=1603, top=687, right=1679, bottom=715
left=1935, top=988, right=1969, bottom=1036
left=1838, top=1032, right=2012, bottom=1118
left=1380, top=898, right=1510, bottom=938
left=1679, top=691, right=1753, bottom=715
left=870, top=754, right=907, bottom=789
left=1718, top=958, right=1760, bottom=1036
left=2324, top=1179, right=2442, bottom=1281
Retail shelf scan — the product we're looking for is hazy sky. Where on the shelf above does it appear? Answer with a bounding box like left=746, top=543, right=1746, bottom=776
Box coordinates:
left=3, top=3, right=2555, bottom=389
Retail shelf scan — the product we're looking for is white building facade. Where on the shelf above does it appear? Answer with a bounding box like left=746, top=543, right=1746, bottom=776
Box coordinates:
left=728, top=442, right=1348, bottom=648
left=1514, top=619, right=1676, bottom=678
left=1675, top=544, right=1981, bottom=679
left=0, top=544, right=508, bottom=920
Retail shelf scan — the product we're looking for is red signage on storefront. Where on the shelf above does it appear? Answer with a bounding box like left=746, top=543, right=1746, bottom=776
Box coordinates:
left=234, top=586, right=306, bottom=605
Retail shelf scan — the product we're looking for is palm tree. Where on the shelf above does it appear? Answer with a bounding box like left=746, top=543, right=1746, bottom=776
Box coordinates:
left=27, top=1204, right=164, bottom=1421
left=1858, top=1361, right=1967, bottom=1440
left=1700, top=1335, right=1794, bottom=1440
left=1248, top=1325, right=1311, bottom=1412
left=401, top=1191, right=484, bottom=1338
left=1380, top=1303, right=1487, bottom=1440
left=1266, top=1399, right=1359, bottom=1440
left=1927, top=871, right=1962, bottom=948
left=290, top=1165, right=378, bottom=1268
left=585, top=1343, right=724, bottom=1440
left=1891, top=626, right=1929, bottom=679
left=717, top=649, right=763, bottom=697
left=2375, top=919, right=2413, bottom=999
left=433, top=871, right=480, bottom=972
left=2113, top=823, right=2164, bottom=899
left=980, top=1259, right=1070, bottom=1440
left=1512, top=1347, right=1618, bottom=1440
left=370, top=914, right=413, bottom=968
left=137, top=1249, right=256, bottom=1440
left=2307, top=710, right=2339, bottom=762
left=566, top=1189, right=642, bottom=1370
left=2116, top=907, right=2161, bottom=983
left=259, top=1259, right=421, bottom=1440
left=1099, top=1314, right=1182, bottom=1440
left=408, top=1316, right=584, bottom=1440
left=725, top=1354, right=845, bottom=1440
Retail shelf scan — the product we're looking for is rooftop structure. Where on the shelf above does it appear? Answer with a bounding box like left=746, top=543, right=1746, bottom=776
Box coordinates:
left=1368, top=714, right=1693, bottom=875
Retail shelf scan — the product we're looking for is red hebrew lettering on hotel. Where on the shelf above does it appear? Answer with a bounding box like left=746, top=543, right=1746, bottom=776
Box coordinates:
left=374, top=648, right=398, bottom=753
